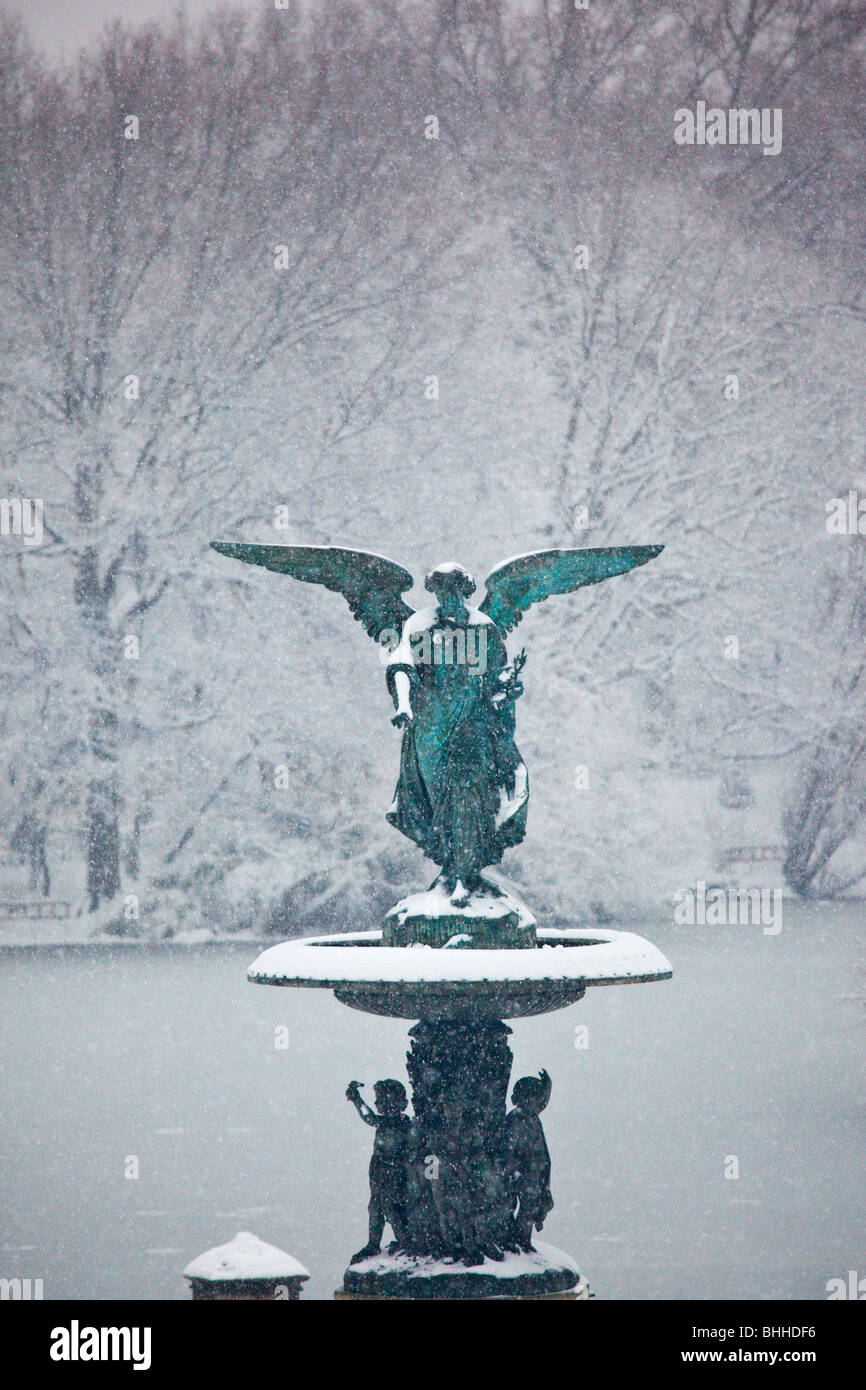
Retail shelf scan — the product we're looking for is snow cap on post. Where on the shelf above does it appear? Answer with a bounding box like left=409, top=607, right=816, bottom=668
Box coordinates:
left=183, top=1231, right=310, bottom=1301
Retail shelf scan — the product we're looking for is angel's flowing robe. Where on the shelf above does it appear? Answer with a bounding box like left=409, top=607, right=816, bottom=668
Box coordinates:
left=385, top=607, right=528, bottom=882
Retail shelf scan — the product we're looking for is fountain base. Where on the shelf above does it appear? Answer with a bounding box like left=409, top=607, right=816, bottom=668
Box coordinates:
left=340, top=1240, right=587, bottom=1299
left=382, top=879, right=537, bottom=948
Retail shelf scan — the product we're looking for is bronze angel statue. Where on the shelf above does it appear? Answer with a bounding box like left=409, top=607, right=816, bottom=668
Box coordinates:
left=210, top=542, right=662, bottom=946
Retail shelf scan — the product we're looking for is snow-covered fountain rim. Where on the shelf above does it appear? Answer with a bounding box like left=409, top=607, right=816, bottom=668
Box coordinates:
left=247, top=927, right=673, bottom=988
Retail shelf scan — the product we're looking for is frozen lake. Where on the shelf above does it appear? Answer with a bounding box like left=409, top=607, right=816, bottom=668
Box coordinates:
left=1, top=902, right=864, bottom=1301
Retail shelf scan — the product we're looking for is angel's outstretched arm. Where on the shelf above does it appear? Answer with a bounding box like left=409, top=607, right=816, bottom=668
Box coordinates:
left=391, top=672, right=413, bottom=727
left=385, top=618, right=417, bottom=727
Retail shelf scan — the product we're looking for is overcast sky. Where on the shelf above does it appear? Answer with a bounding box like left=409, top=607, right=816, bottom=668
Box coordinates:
left=0, top=1, right=263, bottom=53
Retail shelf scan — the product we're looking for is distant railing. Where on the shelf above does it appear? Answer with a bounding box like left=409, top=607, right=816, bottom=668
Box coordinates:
left=0, top=901, right=71, bottom=921
left=719, top=846, right=785, bottom=866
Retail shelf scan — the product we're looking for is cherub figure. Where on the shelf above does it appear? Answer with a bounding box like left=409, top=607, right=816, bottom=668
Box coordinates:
left=346, top=1079, right=411, bottom=1263
left=505, top=1068, right=554, bottom=1253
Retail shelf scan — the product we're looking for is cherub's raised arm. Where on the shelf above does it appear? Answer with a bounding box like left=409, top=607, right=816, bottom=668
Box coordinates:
left=537, top=1068, right=552, bottom=1109
left=346, top=1081, right=378, bottom=1125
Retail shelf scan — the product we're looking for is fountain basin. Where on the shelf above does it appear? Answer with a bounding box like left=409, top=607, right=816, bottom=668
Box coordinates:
left=248, top=926, right=672, bottom=1019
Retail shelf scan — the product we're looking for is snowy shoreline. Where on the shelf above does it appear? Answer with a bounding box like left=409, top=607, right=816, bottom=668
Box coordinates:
left=0, top=934, right=266, bottom=953
left=1, top=896, right=864, bottom=953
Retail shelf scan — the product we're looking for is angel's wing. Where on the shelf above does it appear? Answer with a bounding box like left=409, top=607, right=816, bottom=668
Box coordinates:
left=210, top=542, right=414, bottom=643
left=479, top=545, right=663, bottom=635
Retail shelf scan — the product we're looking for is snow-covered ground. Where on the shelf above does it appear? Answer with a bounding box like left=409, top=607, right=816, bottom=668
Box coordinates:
left=0, top=900, right=863, bottom=1301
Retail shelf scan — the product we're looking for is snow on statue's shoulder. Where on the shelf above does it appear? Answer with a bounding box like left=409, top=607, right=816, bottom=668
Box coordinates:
left=183, top=1230, right=309, bottom=1282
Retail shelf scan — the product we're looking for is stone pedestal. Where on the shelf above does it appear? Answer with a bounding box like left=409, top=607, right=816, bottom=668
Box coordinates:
left=383, top=882, right=537, bottom=948
left=340, top=1241, right=587, bottom=1299
left=400, top=1019, right=515, bottom=1261
left=334, top=1287, right=588, bottom=1300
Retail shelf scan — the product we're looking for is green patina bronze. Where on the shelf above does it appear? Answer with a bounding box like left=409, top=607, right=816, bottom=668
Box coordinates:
left=220, top=537, right=668, bottom=1294
left=342, top=1030, right=560, bottom=1280
left=211, top=540, right=663, bottom=947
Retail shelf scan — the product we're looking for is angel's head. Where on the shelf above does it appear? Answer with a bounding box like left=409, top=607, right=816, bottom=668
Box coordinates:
left=425, top=562, right=475, bottom=618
